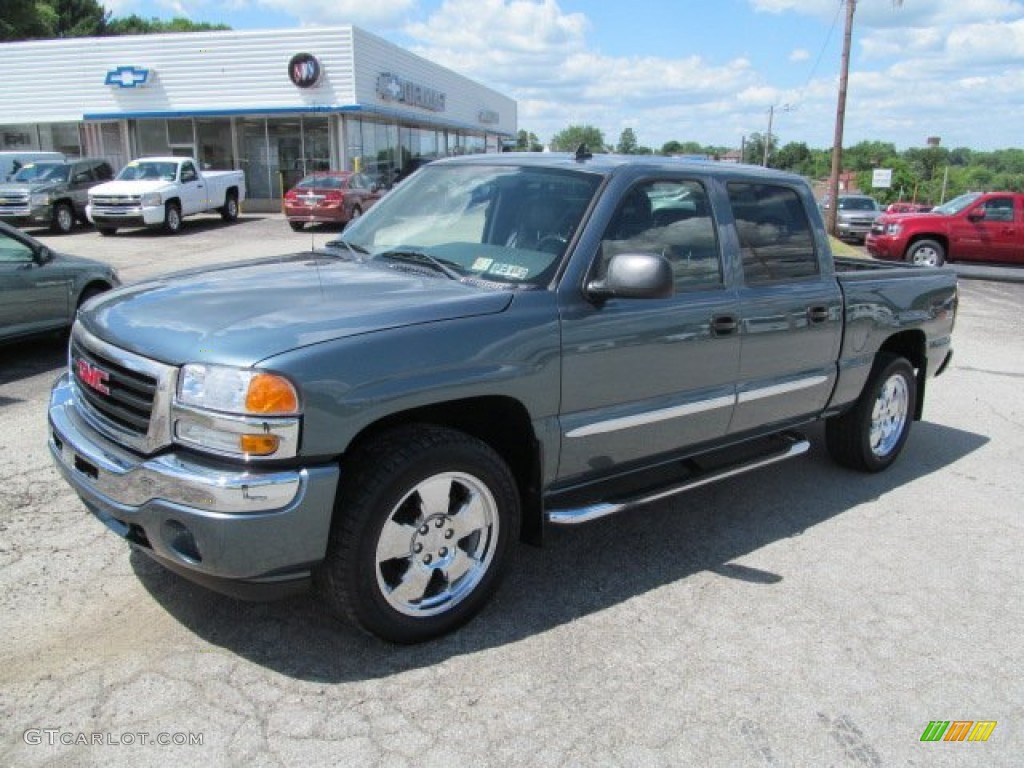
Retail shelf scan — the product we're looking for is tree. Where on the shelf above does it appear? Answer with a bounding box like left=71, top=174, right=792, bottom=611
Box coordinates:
left=616, top=127, right=638, bottom=155
left=2, top=0, right=108, bottom=40
left=106, top=15, right=230, bottom=35
left=513, top=130, right=543, bottom=152
left=550, top=125, right=606, bottom=153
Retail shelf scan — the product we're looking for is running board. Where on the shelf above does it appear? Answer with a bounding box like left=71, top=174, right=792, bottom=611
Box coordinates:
left=546, top=432, right=809, bottom=526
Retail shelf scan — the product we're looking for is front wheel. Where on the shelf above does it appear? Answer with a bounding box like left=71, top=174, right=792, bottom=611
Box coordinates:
left=317, top=425, right=520, bottom=643
left=51, top=202, right=75, bottom=234
left=906, top=239, right=945, bottom=267
left=97, top=227, right=117, bottom=237
left=288, top=221, right=305, bottom=232
left=164, top=202, right=182, bottom=234
left=826, top=353, right=917, bottom=472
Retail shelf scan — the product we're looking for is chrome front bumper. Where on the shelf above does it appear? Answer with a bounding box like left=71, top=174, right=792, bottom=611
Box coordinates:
left=49, top=372, right=339, bottom=593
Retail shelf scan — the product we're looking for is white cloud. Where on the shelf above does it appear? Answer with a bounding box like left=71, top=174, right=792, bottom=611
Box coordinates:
left=255, top=0, right=417, bottom=28
left=789, top=49, right=810, bottom=62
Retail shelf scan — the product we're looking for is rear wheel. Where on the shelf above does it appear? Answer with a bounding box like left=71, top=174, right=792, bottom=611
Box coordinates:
left=289, top=221, right=305, bottom=232
left=97, top=227, right=117, bottom=237
left=317, top=425, right=520, bottom=643
left=51, top=202, right=75, bottom=234
left=164, top=202, right=182, bottom=234
left=220, top=192, right=239, bottom=221
left=906, top=239, right=945, bottom=267
left=826, top=352, right=916, bottom=472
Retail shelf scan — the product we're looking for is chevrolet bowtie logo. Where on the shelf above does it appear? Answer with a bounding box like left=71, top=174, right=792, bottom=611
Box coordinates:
left=105, top=66, right=151, bottom=88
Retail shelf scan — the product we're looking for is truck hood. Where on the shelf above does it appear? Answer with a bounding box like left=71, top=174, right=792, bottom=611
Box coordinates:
left=89, top=179, right=170, bottom=197
left=0, top=180, right=64, bottom=196
left=78, top=252, right=515, bottom=367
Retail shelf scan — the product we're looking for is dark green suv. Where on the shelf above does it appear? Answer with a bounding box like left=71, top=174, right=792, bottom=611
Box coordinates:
left=0, top=158, right=114, bottom=234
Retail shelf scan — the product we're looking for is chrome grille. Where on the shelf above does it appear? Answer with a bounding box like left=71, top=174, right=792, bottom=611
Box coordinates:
left=71, top=338, right=156, bottom=436
left=69, top=325, right=177, bottom=455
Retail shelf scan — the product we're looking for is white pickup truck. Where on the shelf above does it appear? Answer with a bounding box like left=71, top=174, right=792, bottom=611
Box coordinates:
left=86, top=157, right=246, bottom=235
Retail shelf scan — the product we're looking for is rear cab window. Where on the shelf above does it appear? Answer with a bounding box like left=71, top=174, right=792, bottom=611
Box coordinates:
left=727, top=182, right=819, bottom=285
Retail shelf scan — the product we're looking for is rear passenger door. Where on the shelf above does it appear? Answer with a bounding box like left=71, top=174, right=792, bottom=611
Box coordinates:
left=724, top=181, right=843, bottom=434
left=557, top=177, right=740, bottom=482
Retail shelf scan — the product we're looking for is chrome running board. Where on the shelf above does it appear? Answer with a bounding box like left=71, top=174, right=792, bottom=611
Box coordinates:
left=546, top=432, right=809, bottom=526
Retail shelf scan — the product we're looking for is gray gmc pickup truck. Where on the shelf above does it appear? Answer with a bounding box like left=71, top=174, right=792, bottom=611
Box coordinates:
left=49, top=151, right=957, bottom=643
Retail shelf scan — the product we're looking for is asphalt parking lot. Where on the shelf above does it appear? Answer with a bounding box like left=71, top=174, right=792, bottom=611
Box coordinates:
left=1, top=213, right=1021, bottom=767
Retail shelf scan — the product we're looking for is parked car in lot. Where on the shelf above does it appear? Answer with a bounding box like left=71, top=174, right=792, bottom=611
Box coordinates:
left=86, top=156, right=246, bottom=235
left=0, top=221, right=119, bottom=344
left=825, top=194, right=882, bottom=243
left=867, top=191, right=1024, bottom=266
left=885, top=202, right=932, bottom=214
left=283, top=171, right=381, bottom=231
left=49, top=153, right=956, bottom=643
left=0, top=157, right=114, bottom=234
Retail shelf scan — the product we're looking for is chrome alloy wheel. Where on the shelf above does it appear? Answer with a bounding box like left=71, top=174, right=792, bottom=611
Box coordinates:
left=374, top=471, right=499, bottom=617
left=870, top=372, right=910, bottom=457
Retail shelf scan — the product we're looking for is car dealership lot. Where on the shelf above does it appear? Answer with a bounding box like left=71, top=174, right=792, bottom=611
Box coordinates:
left=1, top=216, right=1021, bottom=766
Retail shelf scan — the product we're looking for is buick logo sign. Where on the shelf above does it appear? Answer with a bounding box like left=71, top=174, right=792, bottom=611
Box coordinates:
left=288, top=53, right=321, bottom=88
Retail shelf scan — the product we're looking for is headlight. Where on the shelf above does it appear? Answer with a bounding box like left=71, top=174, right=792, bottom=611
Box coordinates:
left=174, top=364, right=300, bottom=459
left=885, top=223, right=903, bottom=235
left=31, top=192, right=52, bottom=205
left=141, top=192, right=163, bottom=207
left=178, top=364, right=299, bottom=415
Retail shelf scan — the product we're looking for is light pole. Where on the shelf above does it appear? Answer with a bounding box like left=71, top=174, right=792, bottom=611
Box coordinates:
left=827, top=0, right=857, bottom=237
left=763, top=104, right=794, bottom=167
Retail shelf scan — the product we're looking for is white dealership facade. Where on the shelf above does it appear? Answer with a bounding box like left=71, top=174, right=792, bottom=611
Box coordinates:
left=0, top=26, right=516, bottom=209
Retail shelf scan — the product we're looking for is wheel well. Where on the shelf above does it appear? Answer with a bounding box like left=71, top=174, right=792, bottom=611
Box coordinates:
left=879, top=330, right=927, bottom=419
left=77, top=280, right=113, bottom=308
left=906, top=233, right=947, bottom=254
left=347, top=396, right=544, bottom=546
left=166, top=197, right=181, bottom=208
left=225, top=187, right=238, bottom=200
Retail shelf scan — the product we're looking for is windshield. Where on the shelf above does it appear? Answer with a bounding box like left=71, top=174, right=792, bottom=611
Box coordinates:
left=334, top=163, right=601, bottom=289
left=931, top=192, right=982, bottom=216
left=12, top=163, right=69, bottom=183
left=838, top=197, right=877, bottom=211
left=116, top=160, right=178, bottom=182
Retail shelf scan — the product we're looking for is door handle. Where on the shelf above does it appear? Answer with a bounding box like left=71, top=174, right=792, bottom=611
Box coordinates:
left=711, top=314, right=738, bottom=336
left=807, top=305, right=830, bottom=324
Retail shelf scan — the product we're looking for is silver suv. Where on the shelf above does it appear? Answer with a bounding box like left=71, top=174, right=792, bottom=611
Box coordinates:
left=0, top=158, right=114, bottom=234
left=831, top=194, right=881, bottom=243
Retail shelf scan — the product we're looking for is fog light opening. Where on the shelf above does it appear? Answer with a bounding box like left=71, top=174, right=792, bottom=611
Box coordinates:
left=163, top=519, right=202, bottom=563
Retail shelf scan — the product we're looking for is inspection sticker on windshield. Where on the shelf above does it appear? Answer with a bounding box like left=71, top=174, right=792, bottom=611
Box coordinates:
left=471, top=257, right=494, bottom=271
left=488, top=262, right=529, bottom=279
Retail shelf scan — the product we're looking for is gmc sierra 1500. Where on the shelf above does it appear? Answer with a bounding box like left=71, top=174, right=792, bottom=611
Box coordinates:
left=49, top=150, right=957, bottom=642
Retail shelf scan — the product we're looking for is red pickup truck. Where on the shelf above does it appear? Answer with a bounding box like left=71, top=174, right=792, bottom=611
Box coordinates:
left=866, top=191, right=1023, bottom=266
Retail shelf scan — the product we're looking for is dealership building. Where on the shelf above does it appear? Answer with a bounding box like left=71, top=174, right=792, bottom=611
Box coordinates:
left=0, top=26, right=516, bottom=209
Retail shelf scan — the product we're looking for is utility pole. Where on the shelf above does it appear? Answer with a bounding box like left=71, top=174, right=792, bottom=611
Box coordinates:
left=826, top=0, right=856, bottom=237
left=763, top=105, right=774, bottom=167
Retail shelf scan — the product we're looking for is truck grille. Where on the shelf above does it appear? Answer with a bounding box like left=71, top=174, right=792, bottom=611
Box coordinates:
left=0, top=190, right=30, bottom=215
left=69, top=325, right=176, bottom=454
left=90, top=194, right=141, bottom=209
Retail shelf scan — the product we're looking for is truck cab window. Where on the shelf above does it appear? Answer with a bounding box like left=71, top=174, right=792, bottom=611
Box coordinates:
left=728, top=182, right=818, bottom=285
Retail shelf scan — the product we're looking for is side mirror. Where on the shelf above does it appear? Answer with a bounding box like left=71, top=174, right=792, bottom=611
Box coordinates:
left=967, top=210, right=985, bottom=222
left=587, top=252, right=674, bottom=300
left=34, top=246, right=54, bottom=265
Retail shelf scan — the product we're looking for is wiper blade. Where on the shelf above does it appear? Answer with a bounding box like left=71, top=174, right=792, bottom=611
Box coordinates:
left=324, top=238, right=370, bottom=259
left=378, top=250, right=463, bottom=281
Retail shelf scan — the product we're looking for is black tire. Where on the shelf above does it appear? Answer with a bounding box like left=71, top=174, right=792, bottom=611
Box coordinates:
left=288, top=221, right=305, bottom=232
left=317, top=424, right=520, bottom=643
left=76, top=283, right=108, bottom=311
left=97, top=227, right=117, bottom=237
left=220, top=192, right=239, bottom=222
left=164, top=202, right=182, bottom=234
left=905, top=239, right=945, bottom=267
left=826, top=352, right=917, bottom=472
left=51, top=202, right=75, bottom=234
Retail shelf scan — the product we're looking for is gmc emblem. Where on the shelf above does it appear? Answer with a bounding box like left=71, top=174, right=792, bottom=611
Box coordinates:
left=76, top=358, right=111, bottom=396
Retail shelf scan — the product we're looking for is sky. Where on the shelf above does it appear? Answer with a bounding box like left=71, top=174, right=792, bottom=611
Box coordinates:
left=100, top=0, right=1024, bottom=152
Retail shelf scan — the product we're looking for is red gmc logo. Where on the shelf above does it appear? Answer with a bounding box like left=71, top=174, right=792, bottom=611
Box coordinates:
left=76, top=358, right=111, bottom=396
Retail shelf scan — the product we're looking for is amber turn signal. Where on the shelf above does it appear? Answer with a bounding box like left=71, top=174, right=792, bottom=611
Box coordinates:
left=245, top=373, right=299, bottom=414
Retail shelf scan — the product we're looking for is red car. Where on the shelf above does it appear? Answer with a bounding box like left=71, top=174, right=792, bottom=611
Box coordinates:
left=867, top=191, right=1023, bottom=266
left=284, top=171, right=381, bottom=231
left=885, top=202, right=932, bottom=214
